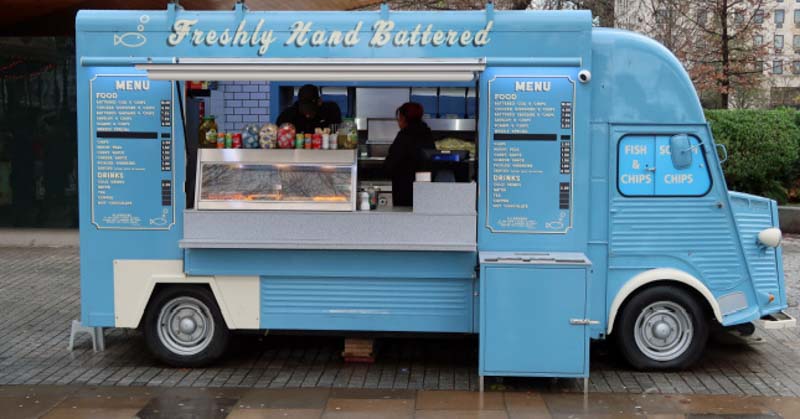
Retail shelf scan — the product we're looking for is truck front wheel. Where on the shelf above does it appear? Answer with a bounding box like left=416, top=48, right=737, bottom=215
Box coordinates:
left=615, top=285, right=709, bottom=370
left=143, top=286, right=230, bottom=367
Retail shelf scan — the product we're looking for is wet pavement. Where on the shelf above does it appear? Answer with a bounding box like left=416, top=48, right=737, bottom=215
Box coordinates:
left=0, top=237, right=799, bottom=395
left=1, top=385, right=799, bottom=418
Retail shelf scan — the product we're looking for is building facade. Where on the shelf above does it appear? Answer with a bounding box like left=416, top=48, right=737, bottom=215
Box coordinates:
left=615, top=0, right=800, bottom=108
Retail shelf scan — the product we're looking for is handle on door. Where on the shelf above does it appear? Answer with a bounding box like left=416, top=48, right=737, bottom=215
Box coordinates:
left=570, top=319, right=600, bottom=326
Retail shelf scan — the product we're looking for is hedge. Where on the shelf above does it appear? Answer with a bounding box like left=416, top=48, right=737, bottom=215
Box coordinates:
left=705, top=108, right=800, bottom=204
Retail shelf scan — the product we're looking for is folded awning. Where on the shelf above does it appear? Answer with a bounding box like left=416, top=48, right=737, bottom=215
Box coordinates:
left=136, top=57, right=485, bottom=82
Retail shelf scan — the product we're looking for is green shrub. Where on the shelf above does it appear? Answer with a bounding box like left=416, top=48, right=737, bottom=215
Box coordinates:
left=705, top=108, right=800, bottom=204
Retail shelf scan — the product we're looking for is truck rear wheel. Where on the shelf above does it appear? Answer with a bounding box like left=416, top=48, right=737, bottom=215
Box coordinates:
left=143, top=286, right=230, bottom=367
left=615, top=285, right=708, bottom=370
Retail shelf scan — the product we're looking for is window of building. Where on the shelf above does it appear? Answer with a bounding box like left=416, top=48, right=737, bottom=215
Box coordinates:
left=755, top=9, right=764, bottom=24
left=735, top=11, right=744, bottom=24
left=757, top=60, right=765, bottom=73
left=775, top=34, right=784, bottom=49
left=775, top=9, right=785, bottom=26
left=795, top=34, right=800, bottom=49
left=793, top=61, right=800, bottom=74
left=795, top=9, right=800, bottom=24
left=696, top=9, right=707, bottom=25
left=755, top=34, right=763, bottom=46
left=774, top=60, right=784, bottom=74
left=618, top=135, right=711, bottom=197
left=656, top=9, right=668, bottom=24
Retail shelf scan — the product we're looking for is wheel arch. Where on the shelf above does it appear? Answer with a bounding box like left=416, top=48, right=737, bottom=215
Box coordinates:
left=113, top=260, right=259, bottom=330
left=607, top=268, right=722, bottom=335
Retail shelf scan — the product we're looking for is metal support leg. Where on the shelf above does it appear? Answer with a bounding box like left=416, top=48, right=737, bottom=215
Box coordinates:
left=68, top=320, right=105, bottom=352
left=479, top=375, right=485, bottom=393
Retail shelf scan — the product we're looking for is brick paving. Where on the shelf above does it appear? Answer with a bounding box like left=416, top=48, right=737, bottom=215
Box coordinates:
left=0, top=238, right=799, bottom=394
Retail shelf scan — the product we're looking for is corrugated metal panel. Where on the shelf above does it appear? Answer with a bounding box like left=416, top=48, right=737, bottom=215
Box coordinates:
left=610, top=197, right=744, bottom=290
left=730, top=193, right=780, bottom=299
left=260, top=276, right=474, bottom=332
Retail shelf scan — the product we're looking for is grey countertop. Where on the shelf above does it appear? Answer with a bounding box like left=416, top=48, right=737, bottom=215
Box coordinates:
left=181, top=208, right=477, bottom=252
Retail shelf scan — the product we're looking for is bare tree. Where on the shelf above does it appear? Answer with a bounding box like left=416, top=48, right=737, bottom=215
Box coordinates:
left=679, top=0, right=768, bottom=109
left=615, top=0, right=699, bottom=58
left=531, top=0, right=614, bottom=27
left=364, top=0, right=533, bottom=10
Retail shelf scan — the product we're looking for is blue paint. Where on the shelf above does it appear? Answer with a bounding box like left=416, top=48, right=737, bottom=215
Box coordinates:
left=185, top=249, right=476, bottom=278
left=260, top=276, right=474, bottom=332
left=480, top=265, right=589, bottom=377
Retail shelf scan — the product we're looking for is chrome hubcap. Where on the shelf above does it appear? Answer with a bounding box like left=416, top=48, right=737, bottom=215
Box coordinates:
left=157, top=296, right=214, bottom=356
left=634, top=301, right=693, bottom=362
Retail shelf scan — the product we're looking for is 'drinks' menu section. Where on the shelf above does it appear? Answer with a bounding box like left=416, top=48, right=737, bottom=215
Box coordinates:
left=486, top=74, right=575, bottom=234
left=90, top=75, right=174, bottom=230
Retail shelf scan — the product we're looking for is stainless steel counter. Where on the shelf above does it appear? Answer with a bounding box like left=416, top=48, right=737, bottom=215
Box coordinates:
left=181, top=208, right=476, bottom=251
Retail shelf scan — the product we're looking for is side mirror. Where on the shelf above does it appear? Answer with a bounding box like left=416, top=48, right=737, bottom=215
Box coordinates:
left=669, top=134, right=693, bottom=170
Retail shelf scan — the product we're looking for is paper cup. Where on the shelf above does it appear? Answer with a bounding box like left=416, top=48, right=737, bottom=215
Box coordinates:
left=415, top=172, right=432, bottom=182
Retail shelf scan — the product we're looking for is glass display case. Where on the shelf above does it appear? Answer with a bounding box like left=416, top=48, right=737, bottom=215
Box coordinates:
left=196, top=149, right=357, bottom=211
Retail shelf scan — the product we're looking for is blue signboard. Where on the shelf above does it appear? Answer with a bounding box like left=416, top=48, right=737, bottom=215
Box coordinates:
left=619, top=135, right=711, bottom=196
left=90, top=74, right=175, bottom=230
left=486, top=73, right=575, bottom=233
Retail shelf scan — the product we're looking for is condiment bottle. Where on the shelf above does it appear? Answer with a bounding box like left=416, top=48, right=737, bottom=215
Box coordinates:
left=359, top=190, right=371, bottom=211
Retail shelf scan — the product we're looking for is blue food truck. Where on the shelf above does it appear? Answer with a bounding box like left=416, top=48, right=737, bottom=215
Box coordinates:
left=75, top=3, right=792, bottom=385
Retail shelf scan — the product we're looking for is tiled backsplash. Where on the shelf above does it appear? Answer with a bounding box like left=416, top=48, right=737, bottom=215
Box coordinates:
left=209, top=81, right=271, bottom=132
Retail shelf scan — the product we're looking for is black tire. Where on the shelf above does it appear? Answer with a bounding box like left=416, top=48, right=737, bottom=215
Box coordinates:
left=143, top=286, right=230, bottom=367
left=615, top=285, right=709, bottom=370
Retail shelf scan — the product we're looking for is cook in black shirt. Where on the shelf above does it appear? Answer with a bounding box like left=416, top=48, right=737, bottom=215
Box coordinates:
left=384, top=102, right=436, bottom=207
left=276, top=84, right=342, bottom=133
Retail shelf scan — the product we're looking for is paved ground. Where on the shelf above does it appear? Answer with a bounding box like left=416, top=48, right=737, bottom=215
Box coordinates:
left=2, top=385, right=800, bottom=418
left=0, top=238, right=799, bottom=395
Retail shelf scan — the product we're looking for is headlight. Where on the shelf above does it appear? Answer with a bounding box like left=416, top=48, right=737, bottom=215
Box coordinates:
left=758, top=228, right=782, bottom=248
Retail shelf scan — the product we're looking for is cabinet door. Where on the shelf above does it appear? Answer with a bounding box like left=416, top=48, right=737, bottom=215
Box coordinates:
left=481, top=267, right=587, bottom=376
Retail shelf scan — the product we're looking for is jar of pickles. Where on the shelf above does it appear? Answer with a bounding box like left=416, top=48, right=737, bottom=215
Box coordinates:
left=338, top=119, right=358, bottom=149
left=198, top=116, right=218, bottom=148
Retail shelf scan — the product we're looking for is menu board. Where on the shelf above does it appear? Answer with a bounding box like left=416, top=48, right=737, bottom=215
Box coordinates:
left=486, top=75, right=575, bottom=234
left=90, top=75, right=174, bottom=230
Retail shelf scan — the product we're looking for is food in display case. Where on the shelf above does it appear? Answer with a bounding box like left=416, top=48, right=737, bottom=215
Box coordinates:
left=242, top=124, right=260, bottom=149
left=196, top=149, right=357, bottom=211
left=277, top=123, right=296, bottom=149
left=258, top=123, right=277, bottom=149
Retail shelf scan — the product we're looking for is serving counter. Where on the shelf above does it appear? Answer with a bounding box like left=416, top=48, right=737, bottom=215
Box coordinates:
left=183, top=180, right=477, bottom=251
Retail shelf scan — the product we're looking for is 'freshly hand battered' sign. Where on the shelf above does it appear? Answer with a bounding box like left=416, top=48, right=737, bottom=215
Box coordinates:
left=167, top=19, right=494, bottom=55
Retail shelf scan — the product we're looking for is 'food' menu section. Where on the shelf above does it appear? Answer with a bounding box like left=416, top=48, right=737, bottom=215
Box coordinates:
left=90, top=75, right=174, bottom=230
left=486, top=72, right=575, bottom=234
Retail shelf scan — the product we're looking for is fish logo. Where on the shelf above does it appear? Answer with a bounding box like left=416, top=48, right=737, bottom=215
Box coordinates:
left=114, top=15, right=150, bottom=48
left=114, top=32, right=147, bottom=48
